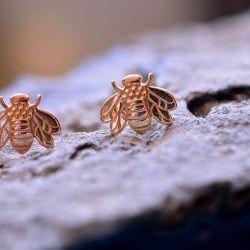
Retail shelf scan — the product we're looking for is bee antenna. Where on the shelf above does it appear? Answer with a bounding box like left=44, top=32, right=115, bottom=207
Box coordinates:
left=145, top=73, right=154, bottom=86
left=32, top=94, right=42, bottom=108
left=0, top=96, right=8, bottom=108
left=111, top=80, right=122, bottom=93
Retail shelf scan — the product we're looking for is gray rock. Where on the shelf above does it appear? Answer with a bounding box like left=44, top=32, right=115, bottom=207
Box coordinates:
left=1, top=11, right=250, bottom=250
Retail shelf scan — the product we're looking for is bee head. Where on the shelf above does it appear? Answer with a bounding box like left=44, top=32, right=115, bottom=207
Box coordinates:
left=122, top=74, right=142, bottom=86
left=10, top=94, right=30, bottom=104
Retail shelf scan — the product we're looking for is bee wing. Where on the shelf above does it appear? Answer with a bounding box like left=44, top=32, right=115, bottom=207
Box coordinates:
left=32, top=108, right=61, bottom=148
left=110, top=102, right=126, bottom=136
left=0, top=110, right=10, bottom=147
left=100, top=93, right=126, bottom=135
left=100, top=94, right=119, bottom=122
left=147, top=86, right=177, bottom=124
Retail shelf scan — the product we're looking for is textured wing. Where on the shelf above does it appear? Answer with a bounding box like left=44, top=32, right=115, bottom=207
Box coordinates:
left=100, top=94, right=126, bottom=135
left=32, top=108, right=61, bottom=148
left=0, top=110, right=10, bottom=147
left=100, top=94, right=120, bottom=122
left=148, top=86, right=177, bottom=124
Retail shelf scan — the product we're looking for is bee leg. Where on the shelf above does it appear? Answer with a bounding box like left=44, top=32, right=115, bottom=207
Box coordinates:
left=0, top=97, right=8, bottom=108
left=144, top=73, right=154, bottom=86
left=32, top=94, right=42, bottom=108
left=111, top=80, right=123, bottom=93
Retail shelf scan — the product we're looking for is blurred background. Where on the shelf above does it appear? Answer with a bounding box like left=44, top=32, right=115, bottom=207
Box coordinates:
left=0, top=0, right=249, bottom=88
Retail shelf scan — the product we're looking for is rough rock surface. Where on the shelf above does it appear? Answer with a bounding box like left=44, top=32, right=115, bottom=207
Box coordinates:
left=1, top=12, right=250, bottom=250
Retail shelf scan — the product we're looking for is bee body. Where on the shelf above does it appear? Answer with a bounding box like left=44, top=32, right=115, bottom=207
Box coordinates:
left=100, top=73, right=177, bottom=136
left=7, top=102, right=34, bottom=154
left=121, top=84, right=151, bottom=133
left=0, top=94, right=61, bottom=154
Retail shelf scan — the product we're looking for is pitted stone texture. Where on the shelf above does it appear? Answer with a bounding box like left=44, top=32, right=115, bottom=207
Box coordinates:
left=0, top=12, right=250, bottom=250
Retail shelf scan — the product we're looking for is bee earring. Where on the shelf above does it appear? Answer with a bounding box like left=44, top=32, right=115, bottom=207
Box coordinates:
left=100, top=73, right=177, bottom=135
left=0, top=94, right=61, bottom=154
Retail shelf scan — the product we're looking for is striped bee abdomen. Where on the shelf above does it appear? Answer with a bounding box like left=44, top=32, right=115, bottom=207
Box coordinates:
left=122, top=84, right=151, bottom=134
left=8, top=103, right=34, bottom=154
left=126, top=99, right=151, bottom=134
left=10, top=120, right=33, bottom=154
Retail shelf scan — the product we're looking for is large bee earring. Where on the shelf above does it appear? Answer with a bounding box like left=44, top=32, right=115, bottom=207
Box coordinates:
left=100, top=73, right=177, bottom=135
left=0, top=93, right=61, bottom=154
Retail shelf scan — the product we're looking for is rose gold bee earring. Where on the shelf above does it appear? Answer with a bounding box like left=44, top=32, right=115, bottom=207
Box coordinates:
left=100, top=73, right=177, bottom=135
left=0, top=93, right=61, bottom=154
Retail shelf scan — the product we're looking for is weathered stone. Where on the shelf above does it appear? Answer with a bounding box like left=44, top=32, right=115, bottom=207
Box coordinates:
left=1, top=12, right=250, bottom=250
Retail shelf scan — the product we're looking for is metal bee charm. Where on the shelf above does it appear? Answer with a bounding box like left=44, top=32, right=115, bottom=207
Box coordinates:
left=0, top=94, right=61, bottom=154
left=100, top=73, right=177, bottom=135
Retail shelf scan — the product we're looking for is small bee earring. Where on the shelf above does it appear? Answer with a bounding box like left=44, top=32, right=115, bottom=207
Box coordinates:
left=0, top=93, right=61, bottom=154
left=100, top=73, right=177, bottom=135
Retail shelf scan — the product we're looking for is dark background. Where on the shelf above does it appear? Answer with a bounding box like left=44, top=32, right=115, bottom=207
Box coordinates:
left=0, top=0, right=249, bottom=88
